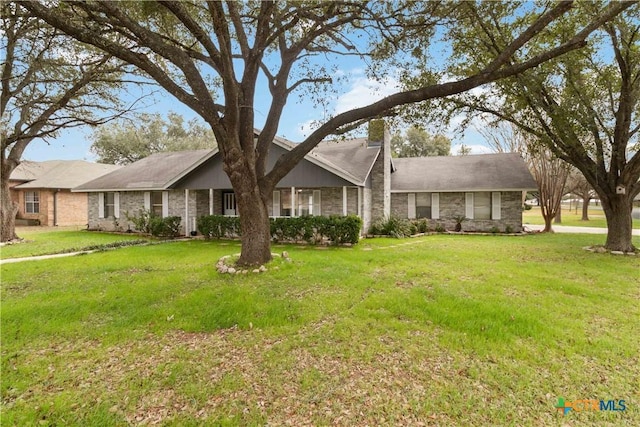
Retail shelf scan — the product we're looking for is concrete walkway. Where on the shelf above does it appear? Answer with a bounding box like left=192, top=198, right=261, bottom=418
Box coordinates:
left=0, top=250, right=96, bottom=265
left=525, top=224, right=640, bottom=236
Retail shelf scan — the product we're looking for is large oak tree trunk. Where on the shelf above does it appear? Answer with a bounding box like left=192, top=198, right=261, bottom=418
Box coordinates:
left=1, top=166, right=19, bottom=242
left=236, top=187, right=272, bottom=266
left=602, top=194, right=635, bottom=252
left=223, top=144, right=273, bottom=267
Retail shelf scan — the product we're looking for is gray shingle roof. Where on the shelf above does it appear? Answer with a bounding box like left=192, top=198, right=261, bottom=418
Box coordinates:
left=391, top=153, right=537, bottom=192
left=311, top=138, right=381, bottom=184
left=12, top=160, right=121, bottom=189
left=73, top=149, right=215, bottom=191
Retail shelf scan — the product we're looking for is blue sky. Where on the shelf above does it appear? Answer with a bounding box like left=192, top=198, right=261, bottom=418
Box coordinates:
left=22, top=67, right=491, bottom=163
left=22, top=31, right=492, bottom=162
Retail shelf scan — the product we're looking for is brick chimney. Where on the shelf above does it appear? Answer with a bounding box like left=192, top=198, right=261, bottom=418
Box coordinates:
left=368, top=119, right=391, bottom=220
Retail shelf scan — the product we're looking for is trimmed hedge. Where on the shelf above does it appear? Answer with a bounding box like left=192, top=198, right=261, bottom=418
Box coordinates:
left=197, top=215, right=362, bottom=245
left=149, top=216, right=182, bottom=238
left=197, top=215, right=241, bottom=239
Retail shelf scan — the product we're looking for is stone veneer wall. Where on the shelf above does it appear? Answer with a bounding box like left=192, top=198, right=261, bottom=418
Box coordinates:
left=388, top=191, right=525, bottom=233
left=88, top=190, right=197, bottom=235
left=267, top=187, right=359, bottom=217
left=89, top=188, right=364, bottom=234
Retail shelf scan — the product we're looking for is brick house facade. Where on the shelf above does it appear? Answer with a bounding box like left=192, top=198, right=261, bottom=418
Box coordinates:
left=10, top=160, right=120, bottom=227
left=76, top=124, right=536, bottom=235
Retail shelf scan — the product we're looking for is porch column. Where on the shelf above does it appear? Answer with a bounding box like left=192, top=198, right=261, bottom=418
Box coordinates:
left=291, top=187, right=296, bottom=217
left=343, top=186, right=348, bottom=216
left=357, top=187, right=362, bottom=217
left=184, top=189, right=190, bottom=236
left=209, top=188, right=214, bottom=215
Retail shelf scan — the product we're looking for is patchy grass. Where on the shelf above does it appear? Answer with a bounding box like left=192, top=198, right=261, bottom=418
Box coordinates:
left=1, top=233, right=639, bottom=426
left=0, top=227, right=150, bottom=259
left=523, top=205, right=640, bottom=229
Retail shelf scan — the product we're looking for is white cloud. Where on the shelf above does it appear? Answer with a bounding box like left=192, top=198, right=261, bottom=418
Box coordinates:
left=297, top=119, right=321, bottom=138
left=451, top=143, right=493, bottom=155
left=334, top=74, right=400, bottom=114
left=295, top=69, right=401, bottom=138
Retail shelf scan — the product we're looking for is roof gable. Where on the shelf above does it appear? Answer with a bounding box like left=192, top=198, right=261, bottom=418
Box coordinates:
left=73, top=150, right=215, bottom=191
left=13, top=160, right=121, bottom=189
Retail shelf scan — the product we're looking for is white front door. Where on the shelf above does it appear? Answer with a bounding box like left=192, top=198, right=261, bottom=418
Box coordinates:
left=224, top=192, right=236, bottom=216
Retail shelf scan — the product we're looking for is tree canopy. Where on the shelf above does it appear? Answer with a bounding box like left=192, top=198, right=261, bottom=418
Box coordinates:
left=391, top=126, right=450, bottom=157
left=90, top=112, right=216, bottom=165
left=20, top=0, right=636, bottom=263
left=428, top=2, right=639, bottom=251
left=0, top=2, right=141, bottom=241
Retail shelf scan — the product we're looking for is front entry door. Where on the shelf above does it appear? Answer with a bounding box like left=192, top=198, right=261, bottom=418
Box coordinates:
left=223, top=192, right=236, bottom=216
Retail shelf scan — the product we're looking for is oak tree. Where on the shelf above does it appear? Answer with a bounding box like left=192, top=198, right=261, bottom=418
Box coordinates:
left=437, top=2, right=640, bottom=251
left=391, top=126, right=451, bottom=157
left=21, top=0, right=634, bottom=263
left=90, top=112, right=216, bottom=165
left=0, top=3, right=143, bottom=241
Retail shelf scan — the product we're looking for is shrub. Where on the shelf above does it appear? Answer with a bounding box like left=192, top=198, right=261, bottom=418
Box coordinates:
left=413, top=219, right=429, bottom=233
left=197, top=215, right=361, bottom=245
left=125, top=209, right=153, bottom=234
left=452, top=215, right=467, bottom=232
left=368, top=216, right=413, bottom=238
left=323, top=215, right=362, bottom=245
left=149, top=216, right=182, bottom=238
left=197, top=215, right=241, bottom=239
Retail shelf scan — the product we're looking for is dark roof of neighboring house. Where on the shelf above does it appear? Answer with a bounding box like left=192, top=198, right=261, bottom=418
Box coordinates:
left=12, top=160, right=121, bottom=189
left=74, top=149, right=216, bottom=191
left=391, top=153, right=537, bottom=192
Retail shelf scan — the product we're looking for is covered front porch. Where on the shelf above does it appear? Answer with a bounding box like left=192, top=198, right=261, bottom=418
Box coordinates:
left=181, top=186, right=364, bottom=237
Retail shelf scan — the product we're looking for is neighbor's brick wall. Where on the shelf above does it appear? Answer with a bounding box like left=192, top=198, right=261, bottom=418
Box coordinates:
left=54, top=191, right=88, bottom=226
left=16, top=189, right=51, bottom=226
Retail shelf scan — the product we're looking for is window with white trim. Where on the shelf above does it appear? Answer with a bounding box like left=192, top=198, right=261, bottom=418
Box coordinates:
left=474, top=192, right=492, bottom=220
left=25, top=191, right=40, bottom=213
left=296, top=189, right=314, bottom=216
left=280, top=190, right=292, bottom=217
left=151, top=191, right=163, bottom=217
left=104, top=192, right=115, bottom=218
left=416, top=193, right=432, bottom=219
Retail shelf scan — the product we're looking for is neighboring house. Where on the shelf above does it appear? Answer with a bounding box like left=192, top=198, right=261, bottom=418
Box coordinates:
left=74, top=123, right=537, bottom=235
left=9, top=160, right=121, bottom=226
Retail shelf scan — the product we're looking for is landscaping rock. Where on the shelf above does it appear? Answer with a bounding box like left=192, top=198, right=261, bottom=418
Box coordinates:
left=610, top=251, right=624, bottom=255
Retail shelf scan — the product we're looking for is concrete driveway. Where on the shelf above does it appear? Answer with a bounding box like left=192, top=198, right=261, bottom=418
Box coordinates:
left=525, top=224, right=640, bottom=235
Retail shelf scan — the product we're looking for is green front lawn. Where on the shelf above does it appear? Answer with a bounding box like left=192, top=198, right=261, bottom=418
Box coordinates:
left=0, top=227, right=149, bottom=259
left=1, top=232, right=638, bottom=425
